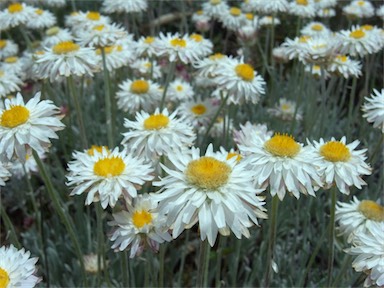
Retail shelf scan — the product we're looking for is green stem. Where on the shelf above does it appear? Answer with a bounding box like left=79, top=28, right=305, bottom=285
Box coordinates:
left=96, top=204, right=104, bottom=285
left=177, top=230, right=190, bottom=286
left=264, top=195, right=279, bottom=288
left=159, top=244, right=166, bottom=287
left=332, top=255, right=352, bottom=287
left=196, top=240, right=211, bottom=287
left=67, top=75, right=88, bottom=149
left=215, top=236, right=226, bottom=288
left=230, top=238, right=242, bottom=287
left=32, top=150, right=86, bottom=282
left=159, top=61, right=176, bottom=110
left=327, top=187, right=337, bottom=287
left=347, top=77, right=358, bottom=140
left=122, top=251, right=129, bottom=287
left=101, top=47, right=115, bottom=148
left=0, top=200, right=21, bottom=248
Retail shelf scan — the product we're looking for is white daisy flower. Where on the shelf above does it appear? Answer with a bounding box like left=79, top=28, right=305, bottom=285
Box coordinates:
left=258, top=16, right=281, bottom=27
left=236, top=24, right=259, bottom=46
left=212, top=57, right=266, bottom=105
left=83, top=253, right=106, bottom=274
left=135, top=36, right=158, bottom=58
left=202, top=0, right=229, bottom=19
left=116, top=78, right=162, bottom=114
left=0, top=92, right=65, bottom=161
left=299, top=35, right=339, bottom=64
left=281, top=35, right=312, bottom=60
left=314, top=0, right=337, bottom=9
left=102, top=0, right=148, bottom=14
left=304, top=64, right=330, bottom=79
left=0, top=69, right=23, bottom=98
left=267, top=98, right=303, bottom=121
left=272, top=47, right=290, bottom=63
left=153, top=144, right=267, bottom=246
left=377, top=5, right=384, bottom=20
left=300, top=22, right=331, bottom=37
left=219, top=6, right=246, bottom=31
left=0, top=244, right=40, bottom=288
left=288, top=0, right=316, bottom=18
left=65, top=11, right=111, bottom=32
left=41, top=0, right=66, bottom=7
left=95, top=45, right=130, bottom=71
left=316, top=7, right=336, bottom=17
left=176, top=97, right=218, bottom=128
left=76, top=22, right=126, bottom=48
left=25, top=8, right=56, bottom=30
left=122, top=108, right=196, bottom=159
left=327, top=54, right=362, bottom=79
left=252, top=0, right=289, bottom=13
left=0, top=39, right=19, bottom=59
left=109, top=193, right=171, bottom=258
left=336, top=196, right=384, bottom=243
left=0, top=2, right=36, bottom=30
left=362, top=88, right=384, bottom=133
left=233, top=121, right=273, bottom=150
left=167, top=78, right=194, bottom=102
left=129, top=58, right=162, bottom=79
left=191, top=10, right=211, bottom=33
left=342, top=0, right=375, bottom=18
left=239, top=134, right=322, bottom=200
left=345, top=221, right=384, bottom=287
left=309, top=137, right=372, bottom=195
left=153, top=33, right=201, bottom=64
left=66, top=147, right=154, bottom=209
left=337, top=25, right=379, bottom=57
left=41, top=26, right=73, bottom=48
left=9, top=151, right=44, bottom=179
left=189, top=33, right=213, bottom=58
left=0, top=161, right=11, bottom=186
left=194, top=53, right=229, bottom=80
left=35, top=40, right=99, bottom=82
left=1, top=56, right=25, bottom=80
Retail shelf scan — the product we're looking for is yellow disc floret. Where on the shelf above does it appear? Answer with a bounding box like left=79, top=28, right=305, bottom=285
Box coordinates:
left=132, top=210, right=153, bottom=228
left=46, top=26, right=60, bottom=36
left=210, top=0, right=221, bottom=5
left=358, top=200, right=384, bottom=221
left=0, top=40, right=7, bottom=49
left=311, top=24, right=323, bottom=31
left=144, top=36, right=155, bottom=44
left=191, top=104, right=207, bottom=115
left=170, top=38, right=186, bottom=48
left=131, top=80, right=150, bottom=94
left=35, top=9, right=44, bottom=15
left=350, top=29, right=365, bottom=39
left=93, top=156, right=125, bottom=177
left=143, top=114, right=169, bottom=130
left=87, top=11, right=100, bottom=21
left=0, top=268, right=10, bottom=288
left=229, top=7, right=242, bottom=16
left=53, top=41, right=80, bottom=54
left=336, top=55, right=348, bottom=62
left=93, top=25, right=105, bottom=31
left=235, top=63, right=255, bottom=82
left=1, top=105, right=30, bottom=128
left=190, top=33, right=203, bottom=42
left=264, top=134, right=301, bottom=158
left=87, top=145, right=109, bottom=156
left=4, top=56, right=18, bottom=63
left=320, top=141, right=351, bottom=162
left=296, top=0, right=308, bottom=5
left=227, top=152, right=242, bottom=162
left=8, top=3, right=23, bottom=13
left=209, top=53, right=225, bottom=60
left=185, top=156, right=231, bottom=190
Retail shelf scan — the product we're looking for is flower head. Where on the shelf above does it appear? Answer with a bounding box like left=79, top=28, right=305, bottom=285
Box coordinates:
left=362, top=88, right=384, bottom=133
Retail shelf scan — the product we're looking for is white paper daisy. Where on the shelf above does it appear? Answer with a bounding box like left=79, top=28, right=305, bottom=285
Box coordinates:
left=239, top=134, right=322, bottom=200
left=95, top=45, right=131, bottom=71
left=65, top=11, right=111, bottom=32
left=0, top=69, right=23, bottom=98
left=176, top=97, right=217, bottom=129
left=191, top=10, right=211, bottom=33
left=109, top=193, right=171, bottom=258
left=0, top=244, right=41, bottom=288
left=300, top=22, right=331, bottom=37
left=362, top=88, right=384, bottom=133
left=219, top=6, right=246, bottom=31
left=342, top=0, right=375, bottom=18
left=0, top=92, right=65, bottom=162
left=233, top=121, right=273, bottom=150
left=267, top=98, right=303, bottom=121
left=167, top=78, right=195, bottom=102
left=288, top=0, right=316, bottom=18
left=25, top=8, right=56, bottom=30
left=135, top=36, right=158, bottom=58
left=336, top=196, right=384, bottom=243
left=153, top=144, right=267, bottom=246
left=188, top=33, right=213, bottom=58
left=129, top=58, right=162, bottom=79
left=0, top=161, right=11, bottom=186
left=41, top=26, right=73, bottom=48
left=116, top=78, right=162, bottom=114
left=0, top=2, right=36, bottom=30
left=202, top=0, right=229, bottom=19
left=66, top=147, right=154, bottom=209
left=327, top=55, right=362, bottom=79
left=0, top=39, right=19, bottom=59
left=76, top=22, right=126, bottom=48
left=122, top=108, right=196, bottom=159
left=102, top=0, right=148, bottom=14
left=309, top=137, right=372, bottom=195
left=316, top=7, right=336, bottom=18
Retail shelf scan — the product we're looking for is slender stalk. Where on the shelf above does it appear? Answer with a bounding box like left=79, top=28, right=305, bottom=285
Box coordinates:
left=346, top=77, right=358, bottom=140
left=327, top=187, right=337, bottom=287
left=230, top=238, right=242, bottom=287
left=159, top=61, right=176, bottom=110
left=122, top=251, right=129, bottom=287
left=158, top=244, right=166, bottom=287
left=67, top=75, right=88, bottom=149
left=177, top=230, right=190, bottom=286
left=0, top=200, right=21, bottom=248
left=196, top=240, right=211, bottom=287
left=32, top=150, right=86, bottom=282
left=96, top=204, right=104, bottom=285
left=264, top=195, right=279, bottom=288
left=215, top=236, right=227, bottom=288
left=101, top=47, right=115, bottom=148
left=332, top=255, right=352, bottom=287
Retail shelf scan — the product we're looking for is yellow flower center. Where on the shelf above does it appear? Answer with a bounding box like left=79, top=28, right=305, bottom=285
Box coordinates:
left=87, top=11, right=101, bottom=21
left=226, top=152, right=242, bottom=162
left=229, top=7, right=242, bottom=16
left=93, top=25, right=105, bottom=31
left=209, top=53, right=225, bottom=60
left=336, top=55, right=348, bottom=62
left=235, top=63, right=254, bottom=82
left=1, top=105, right=30, bottom=128
left=210, top=0, right=221, bottom=5
left=144, top=62, right=151, bottom=69
left=0, top=268, right=10, bottom=288
left=350, top=29, right=365, bottom=39
left=95, top=46, right=114, bottom=55
left=8, top=3, right=23, bottom=13
left=132, top=210, right=153, bottom=228
left=264, top=134, right=301, bottom=158
left=362, top=25, right=373, bottom=31
left=245, top=13, right=254, bottom=20
left=144, top=36, right=154, bottom=44
left=131, top=80, right=150, bottom=94
left=0, top=40, right=7, bottom=49
left=311, top=24, right=323, bottom=31
left=190, top=33, right=203, bottom=42
left=357, top=1, right=365, bottom=6
left=46, top=26, right=60, bottom=36
left=196, top=10, right=203, bottom=15
left=319, top=141, right=351, bottom=162
left=185, top=156, right=232, bottom=190
left=191, top=104, right=207, bottom=115
left=143, top=114, right=169, bottom=130
left=87, top=145, right=109, bottom=156
left=281, top=103, right=291, bottom=111
left=313, top=65, right=321, bottom=71
left=53, top=41, right=80, bottom=54
left=4, top=56, right=17, bottom=63
left=299, top=35, right=311, bottom=43
left=296, top=0, right=308, bottom=5
left=358, top=200, right=384, bottom=221
left=0, top=71, right=4, bottom=77
left=93, top=156, right=125, bottom=177
left=35, top=9, right=44, bottom=15
left=170, top=38, right=186, bottom=48
left=176, top=85, right=183, bottom=92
